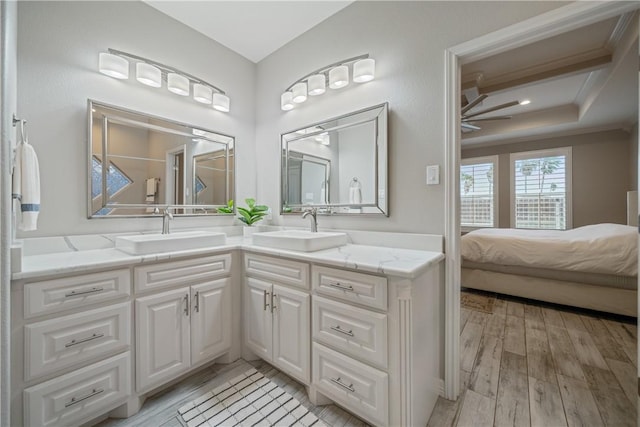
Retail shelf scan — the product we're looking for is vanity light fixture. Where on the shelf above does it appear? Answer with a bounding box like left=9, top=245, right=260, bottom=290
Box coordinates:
left=281, top=91, right=295, bottom=111
left=329, top=65, right=349, bottom=89
left=98, top=48, right=230, bottom=113
left=167, top=73, right=189, bottom=96
left=280, top=54, right=375, bottom=111
left=291, top=82, right=308, bottom=103
left=136, top=62, right=161, bottom=88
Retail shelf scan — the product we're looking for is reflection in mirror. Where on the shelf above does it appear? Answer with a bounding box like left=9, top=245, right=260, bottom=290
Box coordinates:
left=281, top=103, right=388, bottom=215
left=88, top=100, right=234, bottom=217
left=286, top=152, right=330, bottom=205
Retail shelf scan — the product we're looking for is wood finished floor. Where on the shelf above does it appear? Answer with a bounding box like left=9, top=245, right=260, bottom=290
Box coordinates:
left=93, top=359, right=369, bottom=427
left=428, top=291, right=638, bottom=427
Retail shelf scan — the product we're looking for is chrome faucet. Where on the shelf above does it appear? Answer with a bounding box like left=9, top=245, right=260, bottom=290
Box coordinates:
left=302, top=208, right=318, bottom=232
left=162, top=208, right=174, bottom=234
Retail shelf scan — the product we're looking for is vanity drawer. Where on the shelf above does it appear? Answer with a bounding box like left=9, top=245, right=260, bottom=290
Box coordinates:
left=313, top=343, right=388, bottom=427
left=312, top=266, right=387, bottom=311
left=24, top=269, right=130, bottom=319
left=244, top=253, right=309, bottom=290
left=23, top=352, right=131, bottom=427
left=24, top=302, right=130, bottom=381
left=135, top=253, right=232, bottom=293
left=313, top=296, right=387, bottom=369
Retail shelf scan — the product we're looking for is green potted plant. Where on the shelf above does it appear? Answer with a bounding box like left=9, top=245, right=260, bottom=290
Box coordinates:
left=217, top=199, right=234, bottom=214
left=237, top=198, right=268, bottom=236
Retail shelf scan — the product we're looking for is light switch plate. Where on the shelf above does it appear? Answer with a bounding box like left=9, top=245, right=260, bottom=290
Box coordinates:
left=426, top=165, right=440, bottom=185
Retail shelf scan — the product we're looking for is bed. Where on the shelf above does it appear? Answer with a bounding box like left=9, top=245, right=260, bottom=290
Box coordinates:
left=461, top=223, right=638, bottom=316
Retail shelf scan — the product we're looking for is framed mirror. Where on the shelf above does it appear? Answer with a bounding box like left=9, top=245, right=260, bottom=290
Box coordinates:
left=88, top=100, right=234, bottom=217
left=281, top=103, right=388, bottom=215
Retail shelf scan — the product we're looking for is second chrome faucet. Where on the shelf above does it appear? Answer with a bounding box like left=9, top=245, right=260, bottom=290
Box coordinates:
left=302, top=208, right=318, bottom=232
left=162, top=208, right=173, bottom=234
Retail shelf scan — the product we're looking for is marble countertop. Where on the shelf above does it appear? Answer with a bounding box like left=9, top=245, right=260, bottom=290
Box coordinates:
left=13, top=234, right=445, bottom=282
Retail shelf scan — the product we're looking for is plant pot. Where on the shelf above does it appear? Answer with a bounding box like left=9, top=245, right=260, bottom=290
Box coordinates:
left=243, top=227, right=258, bottom=237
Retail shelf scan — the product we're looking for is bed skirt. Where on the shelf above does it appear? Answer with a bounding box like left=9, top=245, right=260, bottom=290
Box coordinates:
left=461, top=267, right=637, bottom=317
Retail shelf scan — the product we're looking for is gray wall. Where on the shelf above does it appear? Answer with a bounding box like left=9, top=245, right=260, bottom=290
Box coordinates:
left=462, top=129, right=634, bottom=227
left=17, top=1, right=256, bottom=237
left=254, top=1, right=565, bottom=233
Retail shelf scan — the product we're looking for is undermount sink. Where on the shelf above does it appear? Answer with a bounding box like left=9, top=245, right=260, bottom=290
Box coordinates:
left=115, top=231, right=226, bottom=255
left=252, top=230, right=348, bottom=252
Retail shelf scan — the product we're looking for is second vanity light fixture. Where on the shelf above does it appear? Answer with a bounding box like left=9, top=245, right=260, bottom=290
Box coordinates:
left=281, top=54, right=375, bottom=111
left=98, top=48, right=230, bottom=113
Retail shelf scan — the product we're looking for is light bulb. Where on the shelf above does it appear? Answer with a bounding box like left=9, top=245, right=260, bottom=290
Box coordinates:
left=193, top=84, right=213, bottom=104
left=281, top=92, right=294, bottom=111
left=292, top=82, right=308, bottom=103
left=136, top=62, right=161, bottom=87
left=167, top=73, right=189, bottom=96
left=329, top=65, right=349, bottom=89
left=99, top=52, right=129, bottom=79
left=353, top=58, right=375, bottom=83
left=213, top=93, right=230, bottom=112
left=308, top=74, right=326, bottom=96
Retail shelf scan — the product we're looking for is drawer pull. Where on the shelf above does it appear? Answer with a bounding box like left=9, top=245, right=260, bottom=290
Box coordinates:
left=263, top=290, right=270, bottom=311
left=330, top=377, right=355, bottom=393
left=194, top=291, right=200, bottom=313
left=328, top=282, right=354, bottom=292
left=271, top=293, right=277, bottom=313
left=64, top=388, right=104, bottom=407
left=65, top=333, right=105, bottom=348
left=183, top=293, right=189, bottom=316
left=65, top=287, right=104, bottom=298
left=330, top=325, right=354, bottom=337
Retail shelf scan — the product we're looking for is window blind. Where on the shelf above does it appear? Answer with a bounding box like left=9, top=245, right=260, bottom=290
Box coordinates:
left=460, top=161, right=495, bottom=228
left=513, top=154, right=567, bottom=230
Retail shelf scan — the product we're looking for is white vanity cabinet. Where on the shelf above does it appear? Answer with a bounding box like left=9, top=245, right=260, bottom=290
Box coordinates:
left=12, top=269, right=133, bottom=427
left=310, top=263, right=442, bottom=427
left=244, top=253, right=311, bottom=385
left=134, top=256, right=232, bottom=393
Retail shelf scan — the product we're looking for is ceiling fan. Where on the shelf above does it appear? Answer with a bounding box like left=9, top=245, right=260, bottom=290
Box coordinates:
left=461, top=89, right=523, bottom=132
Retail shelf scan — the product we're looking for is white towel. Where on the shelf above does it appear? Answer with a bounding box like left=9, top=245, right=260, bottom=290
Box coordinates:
left=349, top=180, right=362, bottom=204
left=145, top=178, right=157, bottom=203
left=146, top=178, right=156, bottom=197
left=12, top=142, right=41, bottom=231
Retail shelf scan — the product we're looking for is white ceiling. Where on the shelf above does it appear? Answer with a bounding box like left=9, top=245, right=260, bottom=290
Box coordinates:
left=461, top=13, right=639, bottom=147
left=144, top=1, right=353, bottom=63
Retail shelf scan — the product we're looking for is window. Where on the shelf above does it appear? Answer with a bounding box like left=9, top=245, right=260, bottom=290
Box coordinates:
left=91, top=156, right=132, bottom=199
left=460, top=156, right=498, bottom=229
left=510, top=147, right=572, bottom=230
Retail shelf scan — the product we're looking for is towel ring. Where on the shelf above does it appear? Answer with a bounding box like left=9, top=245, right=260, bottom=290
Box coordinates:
left=12, top=114, right=28, bottom=144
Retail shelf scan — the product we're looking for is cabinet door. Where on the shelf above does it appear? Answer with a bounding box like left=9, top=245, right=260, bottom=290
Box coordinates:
left=136, top=287, right=191, bottom=392
left=191, top=278, right=232, bottom=365
left=273, top=284, right=310, bottom=384
left=245, top=277, right=272, bottom=362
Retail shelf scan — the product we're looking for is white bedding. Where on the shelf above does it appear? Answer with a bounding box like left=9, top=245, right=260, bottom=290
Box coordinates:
left=461, top=223, right=638, bottom=277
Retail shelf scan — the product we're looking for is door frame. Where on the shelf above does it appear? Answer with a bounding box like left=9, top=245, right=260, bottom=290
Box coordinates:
left=443, top=1, right=639, bottom=400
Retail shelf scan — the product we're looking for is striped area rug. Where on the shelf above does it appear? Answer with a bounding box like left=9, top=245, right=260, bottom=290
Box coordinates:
left=178, top=367, right=326, bottom=427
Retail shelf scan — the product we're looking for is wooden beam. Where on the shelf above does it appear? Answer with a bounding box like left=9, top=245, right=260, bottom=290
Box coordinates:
left=462, top=48, right=612, bottom=93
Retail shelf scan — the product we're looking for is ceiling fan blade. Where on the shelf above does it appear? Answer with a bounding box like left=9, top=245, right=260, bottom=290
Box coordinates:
left=461, top=122, right=481, bottom=131
left=461, top=94, right=488, bottom=115
left=463, top=115, right=512, bottom=122
left=463, top=100, right=520, bottom=119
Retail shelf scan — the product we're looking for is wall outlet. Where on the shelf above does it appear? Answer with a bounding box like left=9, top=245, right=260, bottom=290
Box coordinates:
left=426, top=165, right=440, bottom=185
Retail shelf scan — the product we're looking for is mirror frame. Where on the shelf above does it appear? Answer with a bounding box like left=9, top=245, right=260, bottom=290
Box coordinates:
left=87, top=100, right=235, bottom=218
left=280, top=102, right=388, bottom=216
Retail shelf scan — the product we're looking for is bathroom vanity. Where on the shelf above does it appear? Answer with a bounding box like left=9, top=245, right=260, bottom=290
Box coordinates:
left=10, top=231, right=443, bottom=427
